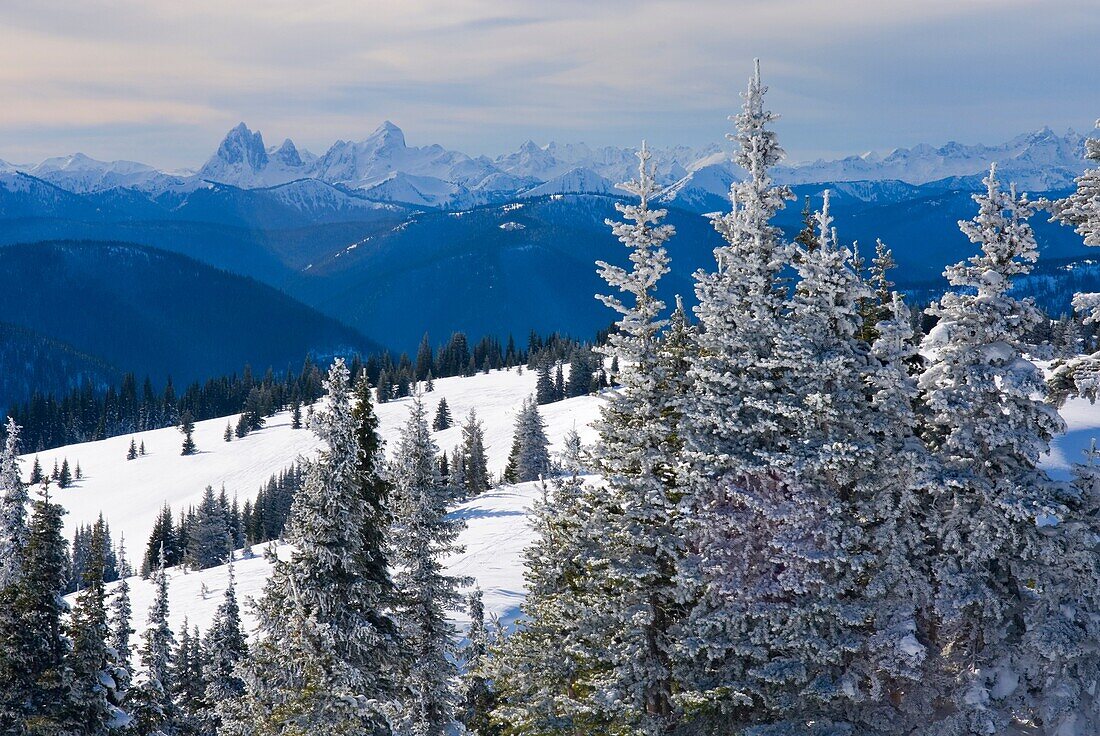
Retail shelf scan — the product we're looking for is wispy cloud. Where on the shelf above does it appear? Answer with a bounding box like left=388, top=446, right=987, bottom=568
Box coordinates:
left=0, top=0, right=1096, bottom=167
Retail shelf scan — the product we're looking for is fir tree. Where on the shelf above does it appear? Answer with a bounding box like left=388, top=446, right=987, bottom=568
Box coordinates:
left=0, top=484, right=69, bottom=733
left=1048, top=120, right=1100, bottom=401
left=224, top=421, right=233, bottom=443
left=202, top=555, right=247, bottom=735
left=389, top=396, right=468, bottom=736
left=186, top=486, right=229, bottom=570
left=582, top=139, right=687, bottom=733
left=226, top=360, right=399, bottom=735
left=535, top=362, right=555, bottom=405
left=490, top=475, right=605, bottom=733
left=290, top=398, right=302, bottom=430
left=457, top=409, right=491, bottom=497
left=108, top=539, right=134, bottom=694
left=0, top=418, right=28, bottom=591
left=58, top=458, right=72, bottom=488
left=919, top=164, right=1090, bottom=733
left=678, top=59, right=796, bottom=731
left=139, top=440, right=146, bottom=456
left=179, top=411, right=197, bottom=456
left=129, top=548, right=176, bottom=735
left=461, top=588, right=500, bottom=736
left=433, top=397, right=453, bottom=431
left=128, top=437, right=138, bottom=460
left=29, top=455, right=43, bottom=485
left=503, top=397, right=550, bottom=484
left=62, top=516, right=130, bottom=733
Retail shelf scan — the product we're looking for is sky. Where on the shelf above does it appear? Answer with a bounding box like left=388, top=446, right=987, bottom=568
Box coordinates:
left=0, top=0, right=1097, bottom=169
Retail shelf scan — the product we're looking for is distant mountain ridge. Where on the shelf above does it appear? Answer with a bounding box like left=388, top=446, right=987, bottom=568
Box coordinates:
left=2, top=122, right=1092, bottom=211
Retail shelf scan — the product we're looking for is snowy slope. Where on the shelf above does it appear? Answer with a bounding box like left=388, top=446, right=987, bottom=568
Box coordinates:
left=45, top=366, right=602, bottom=638
left=28, top=367, right=602, bottom=558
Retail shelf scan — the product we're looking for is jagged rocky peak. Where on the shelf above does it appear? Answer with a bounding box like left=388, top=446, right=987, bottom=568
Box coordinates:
left=271, top=138, right=303, bottom=167
left=211, top=122, right=268, bottom=171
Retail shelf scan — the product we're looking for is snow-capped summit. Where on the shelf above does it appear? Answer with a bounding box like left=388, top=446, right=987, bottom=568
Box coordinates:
left=519, top=167, right=613, bottom=198
left=197, top=122, right=311, bottom=187
left=269, top=137, right=312, bottom=168
left=27, top=152, right=177, bottom=193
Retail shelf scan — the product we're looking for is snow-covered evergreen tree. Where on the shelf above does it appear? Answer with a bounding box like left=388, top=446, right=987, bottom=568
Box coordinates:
left=225, top=359, right=399, bottom=736
left=0, top=485, right=69, bottom=733
left=1048, top=121, right=1100, bottom=401
left=109, top=538, right=134, bottom=694
left=130, top=547, right=176, bottom=735
left=0, top=418, right=27, bottom=591
left=677, top=59, right=796, bottom=731
left=63, top=516, right=130, bottom=733
left=389, top=396, right=468, bottom=736
left=489, top=474, right=607, bottom=734
left=919, top=164, right=1086, bottom=733
left=202, top=556, right=247, bottom=735
left=581, top=140, right=689, bottom=733
left=186, top=486, right=229, bottom=570
left=456, top=409, right=491, bottom=497
left=503, top=397, right=550, bottom=484
left=460, top=587, right=499, bottom=736
left=433, top=397, right=453, bottom=431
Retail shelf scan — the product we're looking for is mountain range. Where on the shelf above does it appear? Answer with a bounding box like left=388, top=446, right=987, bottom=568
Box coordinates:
left=1, top=121, right=1097, bottom=409
left=2, top=122, right=1093, bottom=210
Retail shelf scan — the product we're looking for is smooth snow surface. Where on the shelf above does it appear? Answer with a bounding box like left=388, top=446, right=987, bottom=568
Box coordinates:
left=44, top=367, right=603, bottom=635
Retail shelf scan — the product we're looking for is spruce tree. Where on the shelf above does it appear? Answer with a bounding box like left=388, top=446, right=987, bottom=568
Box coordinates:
left=504, top=397, right=550, bottom=484
left=179, top=411, right=197, bottom=456
left=224, top=421, right=233, bottom=443
left=226, top=359, right=399, bottom=735
left=186, top=486, right=229, bottom=570
left=583, top=140, right=687, bottom=733
left=461, top=588, right=500, bottom=736
left=678, top=59, right=796, bottom=731
left=290, top=398, right=302, bottom=430
left=535, top=363, right=555, bottom=405
left=108, top=539, right=134, bottom=694
left=202, top=556, right=247, bottom=735
left=433, top=397, right=453, bottom=431
left=62, top=516, right=130, bottom=733
left=389, top=396, right=468, bottom=736
left=59, top=458, right=72, bottom=488
left=1048, top=120, right=1100, bottom=401
left=139, top=440, right=146, bottom=456
left=0, top=484, right=69, bottom=733
left=490, top=475, right=605, bottom=733
left=127, top=437, right=138, bottom=460
left=919, top=164, right=1091, bottom=733
left=0, top=418, right=28, bottom=591
left=457, top=409, right=491, bottom=497
left=29, top=455, right=43, bottom=485
left=129, top=548, right=176, bottom=735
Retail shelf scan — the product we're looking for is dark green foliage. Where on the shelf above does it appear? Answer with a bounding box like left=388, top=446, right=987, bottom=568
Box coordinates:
left=58, top=458, right=72, bottom=488
left=433, top=398, right=453, bottom=431
left=179, top=411, right=197, bottom=456
left=0, top=487, right=69, bottom=733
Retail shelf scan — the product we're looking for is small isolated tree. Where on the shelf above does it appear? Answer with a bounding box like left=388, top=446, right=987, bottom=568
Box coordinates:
left=127, top=438, right=138, bottom=460
left=179, top=411, right=196, bottom=456
left=139, top=441, right=146, bottom=456
left=456, top=409, right=491, bottom=497
left=58, top=459, right=72, bottom=488
left=223, top=421, right=233, bottom=443
left=433, top=397, right=453, bottom=431
left=503, top=397, right=550, bottom=484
